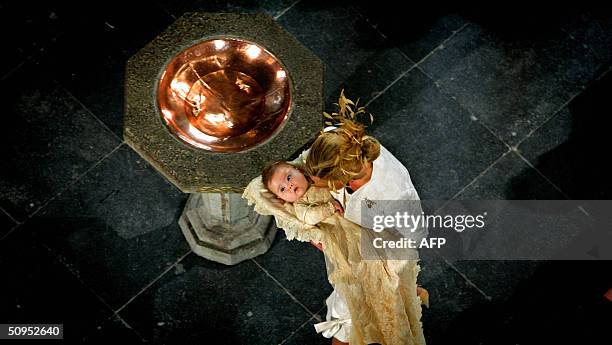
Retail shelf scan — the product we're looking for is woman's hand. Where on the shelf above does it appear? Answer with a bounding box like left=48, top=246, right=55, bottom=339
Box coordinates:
left=268, top=196, right=285, bottom=208
left=310, top=240, right=324, bottom=251
left=332, top=200, right=344, bottom=216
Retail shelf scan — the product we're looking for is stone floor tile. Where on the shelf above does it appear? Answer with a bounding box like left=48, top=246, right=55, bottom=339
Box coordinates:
left=0, top=60, right=121, bottom=221
left=120, top=253, right=313, bottom=345
left=23, top=145, right=190, bottom=310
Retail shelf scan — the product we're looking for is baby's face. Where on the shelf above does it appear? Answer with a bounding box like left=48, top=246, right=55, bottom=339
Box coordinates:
left=268, top=165, right=309, bottom=202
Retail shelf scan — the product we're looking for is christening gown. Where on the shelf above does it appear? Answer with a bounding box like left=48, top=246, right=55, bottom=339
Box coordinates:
left=243, top=178, right=426, bottom=345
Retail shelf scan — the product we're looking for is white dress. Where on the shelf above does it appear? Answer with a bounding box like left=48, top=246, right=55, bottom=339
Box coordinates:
left=293, top=144, right=427, bottom=342
left=242, top=181, right=426, bottom=344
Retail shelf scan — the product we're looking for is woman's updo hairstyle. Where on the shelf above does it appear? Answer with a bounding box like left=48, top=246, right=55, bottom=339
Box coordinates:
left=304, top=90, right=380, bottom=189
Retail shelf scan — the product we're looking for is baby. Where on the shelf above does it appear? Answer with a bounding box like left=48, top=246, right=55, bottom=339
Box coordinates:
left=262, top=161, right=343, bottom=227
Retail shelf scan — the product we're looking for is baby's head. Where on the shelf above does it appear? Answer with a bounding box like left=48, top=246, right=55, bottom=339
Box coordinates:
left=262, top=161, right=309, bottom=202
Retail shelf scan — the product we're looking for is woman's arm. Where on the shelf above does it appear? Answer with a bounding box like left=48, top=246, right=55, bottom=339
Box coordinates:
left=295, top=201, right=337, bottom=225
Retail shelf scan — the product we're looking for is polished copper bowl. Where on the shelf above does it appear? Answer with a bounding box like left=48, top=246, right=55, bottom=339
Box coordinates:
left=157, top=38, right=292, bottom=152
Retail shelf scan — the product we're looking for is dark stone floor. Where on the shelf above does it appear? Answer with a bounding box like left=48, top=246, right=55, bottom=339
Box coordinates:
left=1, top=1, right=611, bottom=344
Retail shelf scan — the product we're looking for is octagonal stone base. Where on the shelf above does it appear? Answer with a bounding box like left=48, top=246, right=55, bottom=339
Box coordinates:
left=178, top=192, right=277, bottom=265
left=125, top=12, right=323, bottom=193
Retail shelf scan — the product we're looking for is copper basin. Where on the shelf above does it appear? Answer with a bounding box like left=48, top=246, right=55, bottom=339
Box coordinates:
left=157, top=38, right=292, bottom=152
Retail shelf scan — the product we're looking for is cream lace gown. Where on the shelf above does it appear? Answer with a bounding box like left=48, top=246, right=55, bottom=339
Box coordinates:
left=243, top=178, right=426, bottom=345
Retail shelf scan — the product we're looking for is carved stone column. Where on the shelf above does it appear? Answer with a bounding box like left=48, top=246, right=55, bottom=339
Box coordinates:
left=178, top=192, right=277, bottom=265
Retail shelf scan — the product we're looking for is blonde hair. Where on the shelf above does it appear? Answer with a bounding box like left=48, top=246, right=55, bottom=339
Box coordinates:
left=304, top=90, right=380, bottom=188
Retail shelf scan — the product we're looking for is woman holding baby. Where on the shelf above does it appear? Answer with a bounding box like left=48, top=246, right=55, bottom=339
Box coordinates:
left=244, top=92, right=428, bottom=345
